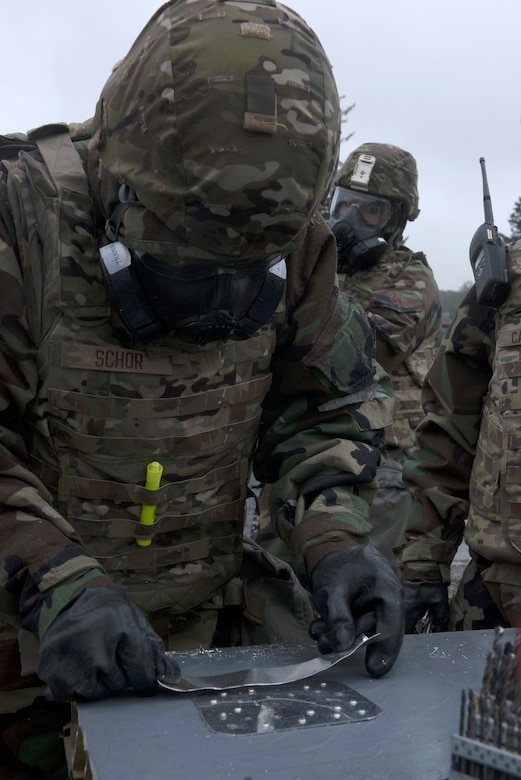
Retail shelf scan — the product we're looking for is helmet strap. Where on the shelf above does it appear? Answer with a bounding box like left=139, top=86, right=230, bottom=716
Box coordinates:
left=99, top=242, right=164, bottom=341
left=105, top=184, right=141, bottom=242
left=384, top=202, right=408, bottom=247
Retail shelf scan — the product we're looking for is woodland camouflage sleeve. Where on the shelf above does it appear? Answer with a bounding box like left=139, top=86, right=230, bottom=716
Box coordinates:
left=349, top=250, right=442, bottom=372
left=0, top=176, right=107, bottom=641
left=253, top=214, right=394, bottom=584
left=398, top=285, right=496, bottom=582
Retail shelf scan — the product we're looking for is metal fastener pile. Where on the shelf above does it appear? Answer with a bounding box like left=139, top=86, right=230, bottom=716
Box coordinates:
left=450, top=627, right=521, bottom=779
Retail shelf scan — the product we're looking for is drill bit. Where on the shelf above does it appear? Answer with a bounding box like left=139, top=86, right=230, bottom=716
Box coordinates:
left=453, top=627, right=521, bottom=779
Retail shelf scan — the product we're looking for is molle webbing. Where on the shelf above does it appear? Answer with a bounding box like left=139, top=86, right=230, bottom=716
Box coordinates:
left=468, top=264, right=521, bottom=559
left=32, top=310, right=277, bottom=614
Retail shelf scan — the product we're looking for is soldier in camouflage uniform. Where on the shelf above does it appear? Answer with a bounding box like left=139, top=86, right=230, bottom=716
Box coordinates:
left=327, top=143, right=442, bottom=559
left=399, top=239, right=521, bottom=633
left=0, top=1, right=404, bottom=777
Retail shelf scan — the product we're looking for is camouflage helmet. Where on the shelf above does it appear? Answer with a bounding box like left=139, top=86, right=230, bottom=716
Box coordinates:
left=335, top=142, right=420, bottom=222
left=90, top=0, right=341, bottom=261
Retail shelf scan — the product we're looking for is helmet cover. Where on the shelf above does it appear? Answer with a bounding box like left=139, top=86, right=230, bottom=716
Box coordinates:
left=335, top=142, right=420, bottom=222
left=91, top=0, right=341, bottom=260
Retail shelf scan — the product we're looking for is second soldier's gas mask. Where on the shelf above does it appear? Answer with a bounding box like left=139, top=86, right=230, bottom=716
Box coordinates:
left=99, top=241, right=286, bottom=345
left=328, top=187, right=392, bottom=271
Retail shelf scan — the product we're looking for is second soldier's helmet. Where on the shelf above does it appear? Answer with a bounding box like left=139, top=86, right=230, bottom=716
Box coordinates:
left=328, top=143, right=419, bottom=270
left=335, top=142, right=420, bottom=224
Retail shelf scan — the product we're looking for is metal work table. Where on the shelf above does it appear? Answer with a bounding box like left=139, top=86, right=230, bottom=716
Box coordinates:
left=72, top=629, right=509, bottom=780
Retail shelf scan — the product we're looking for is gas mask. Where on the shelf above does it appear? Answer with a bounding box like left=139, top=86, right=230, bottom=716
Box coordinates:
left=328, top=187, right=392, bottom=271
left=99, top=242, right=286, bottom=345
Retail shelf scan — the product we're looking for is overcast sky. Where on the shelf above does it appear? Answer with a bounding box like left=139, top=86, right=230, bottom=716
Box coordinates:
left=3, top=0, right=520, bottom=290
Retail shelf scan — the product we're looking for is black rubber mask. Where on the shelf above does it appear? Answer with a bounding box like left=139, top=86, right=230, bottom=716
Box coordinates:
left=328, top=188, right=391, bottom=271
left=329, top=205, right=388, bottom=271
left=100, top=242, right=286, bottom=345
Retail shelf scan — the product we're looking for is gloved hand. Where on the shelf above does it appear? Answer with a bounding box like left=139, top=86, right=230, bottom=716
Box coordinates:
left=309, top=545, right=404, bottom=678
left=38, top=586, right=180, bottom=701
left=403, top=579, right=449, bottom=634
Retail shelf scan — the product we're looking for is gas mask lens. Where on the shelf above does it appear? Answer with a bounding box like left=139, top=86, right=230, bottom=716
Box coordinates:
left=136, top=252, right=283, bottom=281
left=134, top=251, right=286, bottom=344
left=330, top=188, right=392, bottom=230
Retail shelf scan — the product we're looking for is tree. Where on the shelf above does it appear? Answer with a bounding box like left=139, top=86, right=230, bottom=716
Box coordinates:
left=439, top=282, right=473, bottom=330
left=319, top=98, right=355, bottom=220
left=340, top=98, right=355, bottom=147
left=507, top=196, right=521, bottom=243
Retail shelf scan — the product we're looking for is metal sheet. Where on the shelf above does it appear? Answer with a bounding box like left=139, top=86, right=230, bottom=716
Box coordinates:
left=194, top=680, right=382, bottom=735
left=158, top=633, right=378, bottom=692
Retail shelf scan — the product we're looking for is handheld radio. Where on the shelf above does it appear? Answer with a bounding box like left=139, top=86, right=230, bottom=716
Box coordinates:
left=469, top=157, right=510, bottom=307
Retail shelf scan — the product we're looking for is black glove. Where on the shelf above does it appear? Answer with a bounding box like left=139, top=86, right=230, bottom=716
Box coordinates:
left=309, top=545, right=404, bottom=678
left=38, top=586, right=180, bottom=701
left=403, top=579, right=449, bottom=634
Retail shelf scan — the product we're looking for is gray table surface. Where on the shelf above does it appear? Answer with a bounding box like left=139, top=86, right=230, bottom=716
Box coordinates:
left=75, top=628, right=509, bottom=780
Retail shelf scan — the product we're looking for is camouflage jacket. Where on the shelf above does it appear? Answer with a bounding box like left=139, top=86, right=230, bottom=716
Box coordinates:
left=0, top=124, right=393, bottom=702
left=399, top=241, right=521, bottom=582
left=338, top=247, right=442, bottom=452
